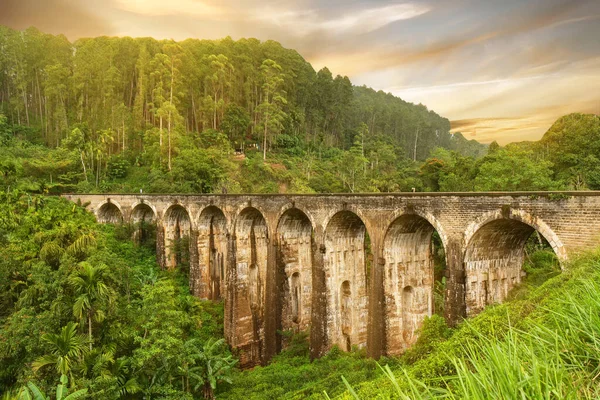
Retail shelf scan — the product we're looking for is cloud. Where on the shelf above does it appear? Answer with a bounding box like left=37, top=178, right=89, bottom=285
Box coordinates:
left=0, top=0, right=112, bottom=39
left=254, top=3, right=430, bottom=36
left=111, top=0, right=226, bottom=18
left=111, top=0, right=429, bottom=37
left=310, top=0, right=597, bottom=77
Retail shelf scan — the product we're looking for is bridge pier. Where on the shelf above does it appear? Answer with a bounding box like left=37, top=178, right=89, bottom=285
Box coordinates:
left=444, top=238, right=467, bottom=326
left=367, top=232, right=385, bottom=359
left=310, top=233, right=328, bottom=359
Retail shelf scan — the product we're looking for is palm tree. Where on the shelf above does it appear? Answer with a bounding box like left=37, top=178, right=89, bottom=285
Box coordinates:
left=32, top=322, right=88, bottom=378
left=69, top=262, right=115, bottom=350
left=188, top=338, right=237, bottom=400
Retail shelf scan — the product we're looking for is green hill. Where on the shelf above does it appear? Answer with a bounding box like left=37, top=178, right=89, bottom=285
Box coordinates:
left=0, top=25, right=486, bottom=195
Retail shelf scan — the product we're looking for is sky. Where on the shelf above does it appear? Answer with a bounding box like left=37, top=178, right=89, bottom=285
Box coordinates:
left=1, top=0, right=599, bottom=144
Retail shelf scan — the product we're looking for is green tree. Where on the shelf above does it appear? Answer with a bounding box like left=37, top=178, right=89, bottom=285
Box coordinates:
left=32, top=322, right=88, bottom=378
left=69, top=262, right=115, bottom=350
left=474, top=149, right=558, bottom=191
left=256, top=59, right=287, bottom=160
left=188, top=338, right=236, bottom=400
left=221, top=104, right=250, bottom=150
left=338, top=129, right=368, bottom=192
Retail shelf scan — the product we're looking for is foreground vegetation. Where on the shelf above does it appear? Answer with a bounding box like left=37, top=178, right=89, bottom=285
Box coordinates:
left=0, top=193, right=232, bottom=398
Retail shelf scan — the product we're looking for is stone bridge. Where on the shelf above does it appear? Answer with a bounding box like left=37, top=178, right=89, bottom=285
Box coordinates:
left=63, top=192, right=600, bottom=366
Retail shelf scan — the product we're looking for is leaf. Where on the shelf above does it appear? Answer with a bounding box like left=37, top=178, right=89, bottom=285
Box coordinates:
left=341, top=376, right=360, bottom=400
left=17, top=386, right=33, bottom=400
left=62, top=389, right=88, bottom=400
left=26, top=382, right=47, bottom=400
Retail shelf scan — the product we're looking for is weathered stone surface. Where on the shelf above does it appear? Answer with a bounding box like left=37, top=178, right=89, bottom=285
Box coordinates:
left=65, top=192, right=600, bottom=364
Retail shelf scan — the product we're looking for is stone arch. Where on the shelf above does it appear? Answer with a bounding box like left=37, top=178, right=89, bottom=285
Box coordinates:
left=196, top=206, right=228, bottom=300
left=233, top=207, right=269, bottom=365
left=463, top=209, right=565, bottom=316
left=274, top=203, right=317, bottom=235
left=131, top=202, right=157, bottom=245
left=383, top=208, right=449, bottom=255
left=383, top=213, right=441, bottom=355
left=464, top=209, right=566, bottom=262
left=324, top=211, right=368, bottom=351
left=163, top=204, right=193, bottom=270
left=96, top=200, right=123, bottom=224
left=321, top=206, right=374, bottom=242
left=276, top=208, right=314, bottom=351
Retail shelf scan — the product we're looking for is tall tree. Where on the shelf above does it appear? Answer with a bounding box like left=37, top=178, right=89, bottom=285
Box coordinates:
left=256, top=59, right=287, bottom=160
left=69, top=262, right=115, bottom=350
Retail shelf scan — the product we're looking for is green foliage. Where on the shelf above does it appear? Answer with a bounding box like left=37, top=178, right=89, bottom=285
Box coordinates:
left=0, top=25, right=490, bottom=195
left=539, top=113, right=600, bottom=189
left=32, top=322, right=89, bottom=377
left=473, top=148, right=559, bottom=191
left=19, top=375, right=88, bottom=400
left=0, top=194, right=228, bottom=397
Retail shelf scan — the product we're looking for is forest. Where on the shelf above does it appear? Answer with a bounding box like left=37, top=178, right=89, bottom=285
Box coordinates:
left=1, top=24, right=600, bottom=399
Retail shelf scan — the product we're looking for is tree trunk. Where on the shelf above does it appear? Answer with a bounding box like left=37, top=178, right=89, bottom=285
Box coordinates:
left=413, top=127, right=420, bottom=162
left=168, top=114, right=172, bottom=171
left=80, top=149, right=88, bottom=182
left=159, top=115, right=163, bottom=164
left=88, top=312, right=93, bottom=351
left=263, top=113, right=269, bottom=161
left=203, top=382, right=214, bottom=400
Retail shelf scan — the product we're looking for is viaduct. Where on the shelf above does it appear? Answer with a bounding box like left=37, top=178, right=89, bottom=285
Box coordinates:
left=63, top=192, right=600, bottom=367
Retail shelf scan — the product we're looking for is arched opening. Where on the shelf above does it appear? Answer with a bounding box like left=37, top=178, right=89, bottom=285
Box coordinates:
left=276, top=208, right=313, bottom=351
left=164, top=205, right=192, bottom=272
left=97, top=202, right=123, bottom=224
left=131, top=203, right=156, bottom=247
left=383, top=214, right=446, bottom=354
left=234, top=207, right=269, bottom=365
left=324, top=211, right=368, bottom=351
left=197, top=206, right=227, bottom=300
left=464, top=218, right=560, bottom=316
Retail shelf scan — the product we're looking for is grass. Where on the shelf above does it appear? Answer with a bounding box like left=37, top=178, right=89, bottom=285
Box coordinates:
left=341, top=249, right=600, bottom=399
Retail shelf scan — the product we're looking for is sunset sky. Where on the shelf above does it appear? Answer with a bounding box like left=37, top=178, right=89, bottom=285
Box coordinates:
left=2, top=0, right=599, bottom=144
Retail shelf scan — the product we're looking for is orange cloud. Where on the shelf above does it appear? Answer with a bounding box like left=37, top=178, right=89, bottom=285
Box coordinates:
left=0, top=0, right=112, bottom=39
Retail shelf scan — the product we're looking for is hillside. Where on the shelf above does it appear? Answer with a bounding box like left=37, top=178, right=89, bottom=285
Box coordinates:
left=0, top=25, right=486, bottom=195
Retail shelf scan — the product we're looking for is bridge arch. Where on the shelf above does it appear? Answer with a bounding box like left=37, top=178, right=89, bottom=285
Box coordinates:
left=463, top=209, right=565, bottom=315
left=96, top=200, right=124, bottom=224
left=275, top=207, right=314, bottom=351
left=233, top=206, right=269, bottom=365
left=383, top=212, right=446, bottom=355
left=163, top=204, right=193, bottom=270
left=196, top=205, right=228, bottom=300
left=130, top=201, right=157, bottom=245
left=324, top=210, right=369, bottom=352
left=321, top=206, right=373, bottom=241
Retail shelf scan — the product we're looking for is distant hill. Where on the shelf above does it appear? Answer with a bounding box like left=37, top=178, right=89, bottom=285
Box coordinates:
left=0, top=25, right=485, bottom=161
